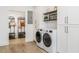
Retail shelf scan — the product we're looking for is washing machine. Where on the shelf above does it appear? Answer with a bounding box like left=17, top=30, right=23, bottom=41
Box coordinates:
left=35, top=29, right=44, bottom=49
left=42, top=29, right=57, bottom=53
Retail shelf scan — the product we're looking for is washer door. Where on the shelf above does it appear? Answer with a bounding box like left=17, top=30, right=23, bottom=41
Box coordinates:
left=43, top=33, right=52, bottom=47
left=36, top=31, right=41, bottom=43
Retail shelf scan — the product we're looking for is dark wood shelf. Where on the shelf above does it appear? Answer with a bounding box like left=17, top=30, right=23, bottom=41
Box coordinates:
left=44, top=10, right=57, bottom=15
left=44, top=19, right=57, bottom=22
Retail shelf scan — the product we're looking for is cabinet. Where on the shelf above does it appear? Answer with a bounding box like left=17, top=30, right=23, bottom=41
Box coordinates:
left=57, top=25, right=79, bottom=53
left=57, top=7, right=68, bottom=24
left=58, top=7, right=79, bottom=25
left=68, top=7, right=79, bottom=24
left=68, top=25, right=79, bottom=53
left=57, top=25, right=68, bottom=52
left=57, top=6, right=79, bottom=53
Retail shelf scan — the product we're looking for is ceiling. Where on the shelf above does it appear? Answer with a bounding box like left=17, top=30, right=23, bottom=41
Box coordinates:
left=8, top=6, right=35, bottom=12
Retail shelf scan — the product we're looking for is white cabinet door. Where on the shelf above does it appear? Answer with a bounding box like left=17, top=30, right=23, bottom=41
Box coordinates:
left=68, top=25, right=79, bottom=52
left=57, top=25, right=68, bottom=52
left=57, top=7, right=68, bottom=25
left=68, top=7, right=79, bottom=24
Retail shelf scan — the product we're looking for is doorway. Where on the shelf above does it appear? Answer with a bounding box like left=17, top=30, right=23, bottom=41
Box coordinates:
left=8, top=10, right=26, bottom=44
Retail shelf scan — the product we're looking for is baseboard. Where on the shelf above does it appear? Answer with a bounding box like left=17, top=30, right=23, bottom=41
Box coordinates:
left=0, top=42, right=9, bottom=46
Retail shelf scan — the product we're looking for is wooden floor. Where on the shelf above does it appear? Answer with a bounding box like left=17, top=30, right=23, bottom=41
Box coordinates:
left=0, top=38, right=46, bottom=53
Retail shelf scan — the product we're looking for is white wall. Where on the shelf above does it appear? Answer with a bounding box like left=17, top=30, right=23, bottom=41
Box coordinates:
left=34, top=6, right=57, bottom=30
left=0, top=7, right=9, bottom=46
left=25, top=7, right=35, bottom=42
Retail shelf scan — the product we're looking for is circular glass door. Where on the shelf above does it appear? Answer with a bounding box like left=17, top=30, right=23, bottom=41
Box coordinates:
left=43, top=33, right=52, bottom=47
left=36, top=31, right=41, bottom=43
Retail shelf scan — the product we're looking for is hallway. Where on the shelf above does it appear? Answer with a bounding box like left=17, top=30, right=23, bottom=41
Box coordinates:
left=0, top=39, right=46, bottom=53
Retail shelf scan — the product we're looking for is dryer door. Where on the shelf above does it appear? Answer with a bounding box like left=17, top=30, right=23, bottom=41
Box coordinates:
left=43, top=33, right=52, bottom=47
left=36, top=31, right=41, bottom=43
